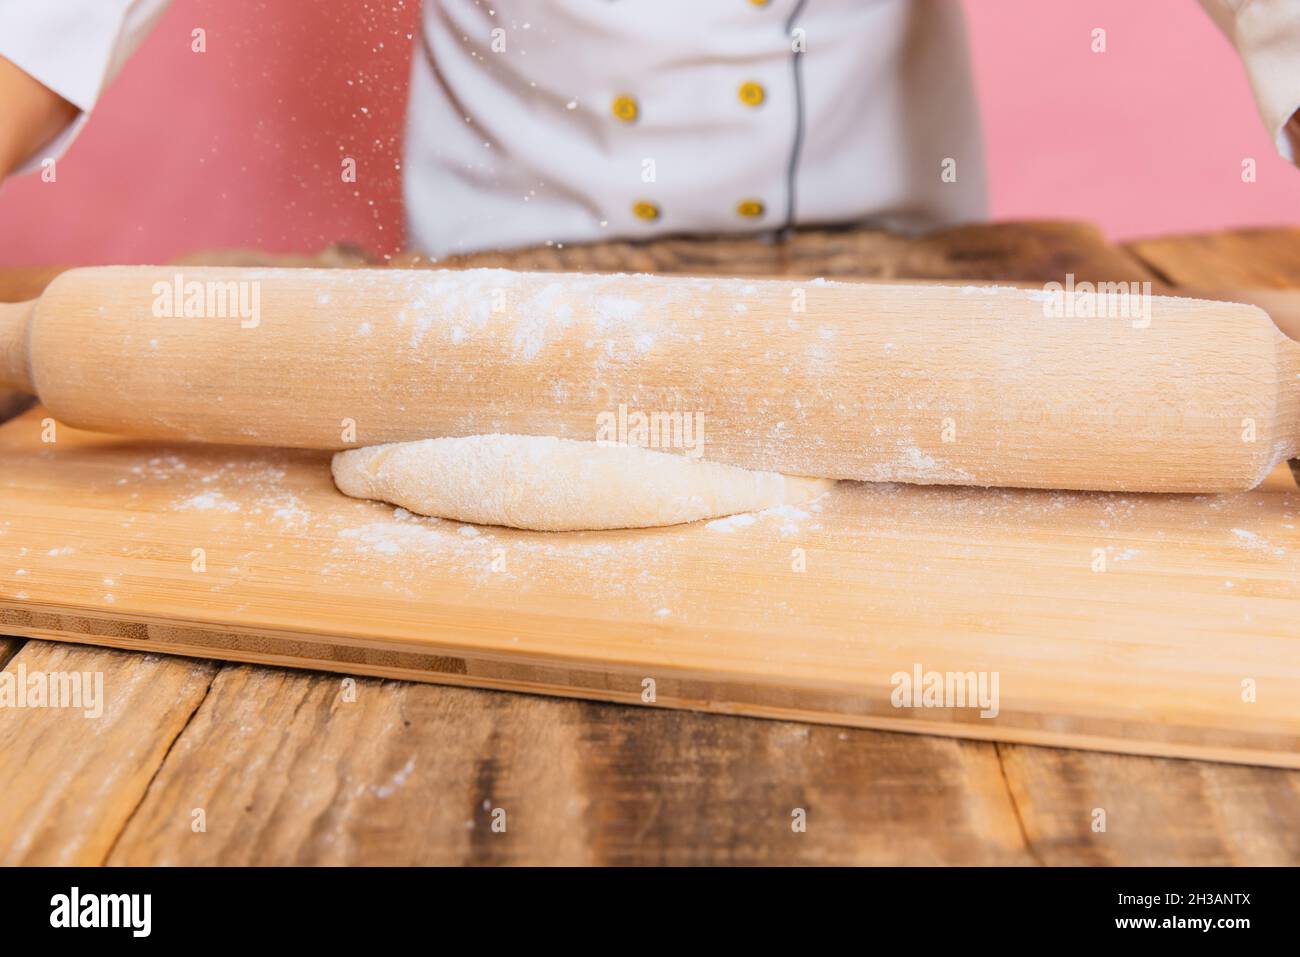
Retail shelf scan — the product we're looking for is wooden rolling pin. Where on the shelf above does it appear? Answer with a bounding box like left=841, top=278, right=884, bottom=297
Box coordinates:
left=1, top=265, right=1297, bottom=493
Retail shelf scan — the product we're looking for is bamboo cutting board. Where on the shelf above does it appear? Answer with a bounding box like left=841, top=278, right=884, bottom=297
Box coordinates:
left=2, top=406, right=1298, bottom=766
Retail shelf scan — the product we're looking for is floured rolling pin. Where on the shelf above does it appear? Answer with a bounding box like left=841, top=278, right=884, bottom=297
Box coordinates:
left=0, top=265, right=1297, bottom=493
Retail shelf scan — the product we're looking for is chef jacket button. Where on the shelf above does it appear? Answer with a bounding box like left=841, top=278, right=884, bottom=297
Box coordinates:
left=632, top=200, right=661, bottom=222
left=738, top=81, right=765, bottom=107
left=749, top=0, right=771, bottom=6
left=611, top=95, right=639, bottom=123
left=736, top=199, right=765, bottom=218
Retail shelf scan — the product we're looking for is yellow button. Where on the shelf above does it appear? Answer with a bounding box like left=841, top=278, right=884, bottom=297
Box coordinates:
left=736, top=199, right=765, bottom=218
left=738, top=81, right=765, bottom=107
left=632, top=200, right=660, bottom=222
left=749, top=0, right=771, bottom=6
left=611, top=95, right=639, bottom=123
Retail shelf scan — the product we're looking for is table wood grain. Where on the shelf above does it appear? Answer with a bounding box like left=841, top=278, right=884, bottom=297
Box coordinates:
left=2, top=222, right=1298, bottom=865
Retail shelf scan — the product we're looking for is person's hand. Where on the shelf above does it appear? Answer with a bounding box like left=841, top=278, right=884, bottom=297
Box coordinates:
left=0, top=54, right=78, bottom=180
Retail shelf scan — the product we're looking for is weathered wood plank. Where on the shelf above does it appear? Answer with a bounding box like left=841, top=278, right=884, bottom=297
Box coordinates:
left=410, top=220, right=1155, bottom=283
left=1127, top=227, right=1300, bottom=287
left=0, top=638, right=22, bottom=669
left=108, top=664, right=1032, bottom=865
left=999, top=745, right=1300, bottom=865
left=0, top=640, right=216, bottom=864
left=111, top=667, right=599, bottom=865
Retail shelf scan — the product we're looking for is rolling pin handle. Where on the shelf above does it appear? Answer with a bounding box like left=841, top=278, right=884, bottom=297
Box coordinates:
left=0, top=299, right=36, bottom=394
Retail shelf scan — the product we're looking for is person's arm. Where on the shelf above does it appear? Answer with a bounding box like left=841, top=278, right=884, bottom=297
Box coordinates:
left=0, top=0, right=173, bottom=182
left=0, top=54, right=80, bottom=178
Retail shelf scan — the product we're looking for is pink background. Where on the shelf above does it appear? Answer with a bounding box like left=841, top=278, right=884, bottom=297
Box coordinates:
left=1, top=0, right=1298, bottom=266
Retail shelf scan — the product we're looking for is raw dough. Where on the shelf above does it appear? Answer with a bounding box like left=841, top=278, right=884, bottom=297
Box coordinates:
left=331, top=434, right=833, bottom=531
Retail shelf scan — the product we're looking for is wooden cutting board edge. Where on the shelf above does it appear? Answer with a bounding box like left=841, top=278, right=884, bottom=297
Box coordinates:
left=3, top=600, right=1297, bottom=770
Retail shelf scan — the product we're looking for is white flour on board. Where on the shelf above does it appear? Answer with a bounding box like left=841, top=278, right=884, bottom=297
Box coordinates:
left=706, top=497, right=824, bottom=536
left=1230, top=528, right=1287, bottom=557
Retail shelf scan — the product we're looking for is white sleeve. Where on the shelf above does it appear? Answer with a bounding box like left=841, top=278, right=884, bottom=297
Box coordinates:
left=1198, top=0, right=1300, bottom=164
left=0, top=0, right=173, bottom=174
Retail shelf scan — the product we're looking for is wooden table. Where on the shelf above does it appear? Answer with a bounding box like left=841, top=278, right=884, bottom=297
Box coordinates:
left=2, top=222, right=1298, bottom=865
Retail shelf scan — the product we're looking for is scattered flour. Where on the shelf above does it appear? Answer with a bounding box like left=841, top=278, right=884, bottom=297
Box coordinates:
left=1230, top=528, right=1287, bottom=557
left=705, top=512, right=757, bottom=533
left=705, top=496, right=823, bottom=535
left=371, top=758, right=415, bottom=798
left=177, top=491, right=240, bottom=512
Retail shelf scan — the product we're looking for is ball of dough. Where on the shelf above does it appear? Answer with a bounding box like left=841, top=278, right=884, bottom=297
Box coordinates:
left=332, top=434, right=833, bottom=531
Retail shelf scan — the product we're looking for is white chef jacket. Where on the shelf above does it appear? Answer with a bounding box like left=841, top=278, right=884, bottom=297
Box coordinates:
left=3, top=0, right=1299, bottom=258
